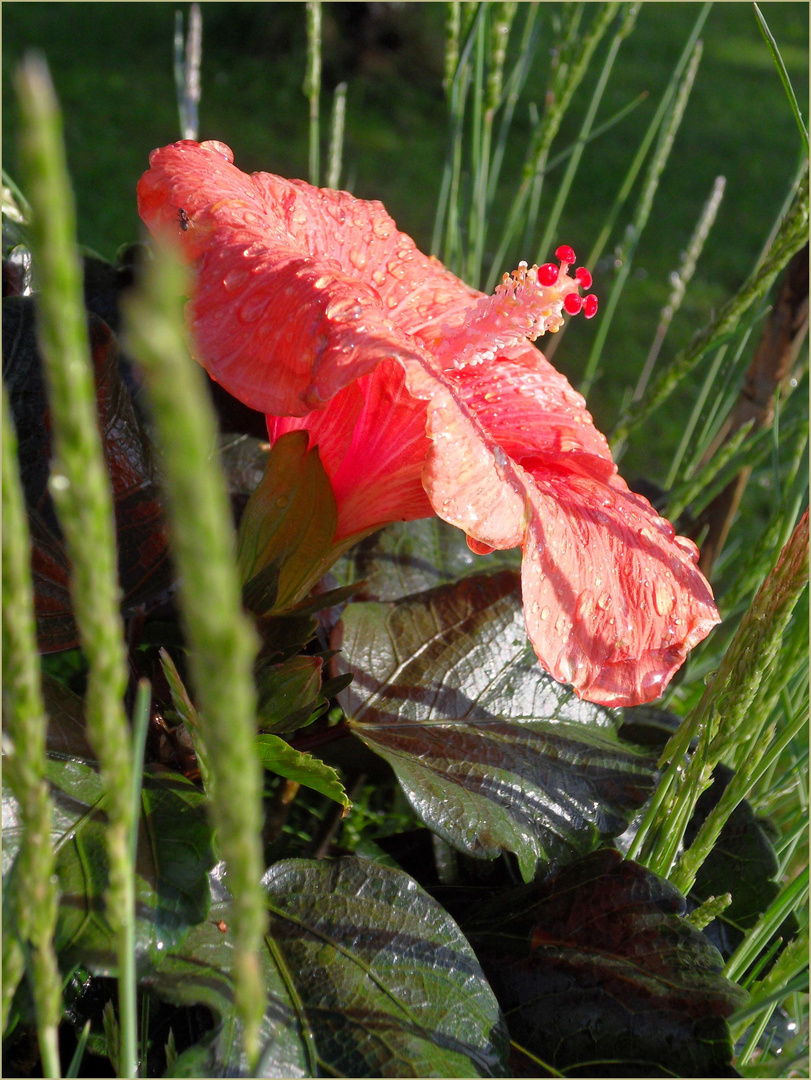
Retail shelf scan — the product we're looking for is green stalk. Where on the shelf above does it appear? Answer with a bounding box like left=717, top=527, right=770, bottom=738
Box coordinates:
left=128, top=681, right=152, bottom=868
left=174, top=2, right=202, bottom=141
left=122, top=247, right=266, bottom=1070
left=325, top=81, right=347, bottom=190
left=485, top=2, right=618, bottom=292
left=467, top=1, right=517, bottom=286
left=2, top=385, right=62, bottom=1077
left=629, top=510, right=809, bottom=875
left=304, top=0, right=321, bottom=186
left=753, top=3, right=808, bottom=155
left=729, top=931, right=810, bottom=1043
left=721, top=427, right=808, bottom=613
left=664, top=342, right=730, bottom=489
left=670, top=708, right=808, bottom=896
left=535, top=2, right=639, bottom=267
left=547, top=2, right=711, bottom=363
left=487, top=3, right=541, bottom=207
left=611, top=163, right=809, bottom=446
left=15, top=56, right=137, bottom=1078
left=724, top=867, right=809, bottom=983
left=465, top=8, right=487, bottom=285
left=443, top=1, right=462, bottom=99
left=629, top=175, right=726, bottom=410
left=580, top=36, right=704, bottom=397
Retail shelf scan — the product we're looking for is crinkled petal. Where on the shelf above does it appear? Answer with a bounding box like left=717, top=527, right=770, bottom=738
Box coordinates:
left=521, top=469, right=719, bottom=706
left=268, top=360, right=432, bottom=542
left=137, top=140, right=478, bottom=416
left=445, top=343, right=614, bottom=468
left=401, top=351, right=720, bottom=708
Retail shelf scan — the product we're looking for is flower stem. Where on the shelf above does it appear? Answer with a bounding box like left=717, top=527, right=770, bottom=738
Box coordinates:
left=580, top=35, right=704, bottom=398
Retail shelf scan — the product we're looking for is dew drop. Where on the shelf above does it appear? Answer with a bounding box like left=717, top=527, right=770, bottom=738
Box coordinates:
left=238, top=292, right=269, bottom=323
left=371, top=269, right=387, bottom=287
left=348, top=248, right=368, bottom=271
left=653, top=580, right=675, bottom=617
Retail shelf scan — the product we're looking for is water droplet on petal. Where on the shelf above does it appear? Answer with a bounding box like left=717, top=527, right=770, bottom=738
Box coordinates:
left=348, top=248, right=368, bottom=271
left=223, top=268, right=250, bottom=293
left=653, top=580, right=675, bottom=617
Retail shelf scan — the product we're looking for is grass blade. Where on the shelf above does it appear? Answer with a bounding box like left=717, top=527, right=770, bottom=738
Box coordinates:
left=628, top=510, right=809, bottom=878
left=535, top=2, right=639, bottom=267
left=325, top=81, right=347, bottom=190
left=753, top=2, right=808, bottom=156
left=304, top=0, right=321, bottom=186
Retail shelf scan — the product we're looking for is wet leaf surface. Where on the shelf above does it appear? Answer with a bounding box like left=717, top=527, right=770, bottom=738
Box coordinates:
left=332, top=516, right=521, bottom=602
left=335, top=571, right=657, bottom=879
left=149, top=857, right=509, bottom=1078
left=465, top=849, right=748, bottom=1078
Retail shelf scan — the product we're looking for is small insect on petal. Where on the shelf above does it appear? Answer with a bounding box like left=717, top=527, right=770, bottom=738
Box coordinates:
left=178, top=207, right=190, bottom=231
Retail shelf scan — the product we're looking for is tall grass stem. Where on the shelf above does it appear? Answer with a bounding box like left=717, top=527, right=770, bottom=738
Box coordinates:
left=580, top=37, right=704, bottom=397
left=122, top=248, right=266, bottom=1070
left=611, top=165, right=809, bottom=446
left=304, top=0, right=321, bottom=186
left=2, top=385, right=62, bottom=1077
left=15, top=54, right=137, bottom=1078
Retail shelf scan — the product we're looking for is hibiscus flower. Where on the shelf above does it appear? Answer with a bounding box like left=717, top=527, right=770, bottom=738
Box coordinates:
left=137, top=139, right=720, bottom=708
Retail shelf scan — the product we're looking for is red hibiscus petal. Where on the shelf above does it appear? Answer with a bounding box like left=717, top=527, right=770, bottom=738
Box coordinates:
left=404, top=354, right=719, bottom=706
left=268, top=359, right=432, bottom=542
left=137, top=140, right=477, bottom=416
left=444, top=343, right=614, bottom=471
left=521, top=471, right=719, bottom=706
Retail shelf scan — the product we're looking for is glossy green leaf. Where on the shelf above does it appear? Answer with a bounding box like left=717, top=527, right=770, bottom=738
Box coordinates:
left=466, top=849, right=748, bottom=1078
left=149, top=857, right=509, bottom=1077
left=336, top=571, right=657, bottom=878
left=255, top=735, right=349, bottom=811
left=332, top=516, right=520, bottom=602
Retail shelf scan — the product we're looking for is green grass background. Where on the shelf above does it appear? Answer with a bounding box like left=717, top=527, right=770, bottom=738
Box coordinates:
left=3, top=1, right=808, bottom=478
